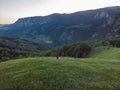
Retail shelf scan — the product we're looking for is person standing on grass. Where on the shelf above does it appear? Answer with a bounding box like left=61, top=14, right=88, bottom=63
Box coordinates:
left=55, top=53, right=60, bottom=59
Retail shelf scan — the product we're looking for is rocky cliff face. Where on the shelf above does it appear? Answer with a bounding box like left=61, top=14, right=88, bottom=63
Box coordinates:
left=92, top=13, right=120, bottom=39
left=14, top=16, right=53, bottom=26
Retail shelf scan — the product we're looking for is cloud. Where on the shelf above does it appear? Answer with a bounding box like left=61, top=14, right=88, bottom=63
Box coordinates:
left=0, top=0, right=51, bottom=8
left=0, top=0, right=120, bottom=24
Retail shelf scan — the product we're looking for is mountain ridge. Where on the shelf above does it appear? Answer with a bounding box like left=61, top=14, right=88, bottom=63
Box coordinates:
left=0, top=6, right=120, bottom=47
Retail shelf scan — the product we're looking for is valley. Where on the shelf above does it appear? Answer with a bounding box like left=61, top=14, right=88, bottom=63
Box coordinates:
left=0, top=6, right=120, bottom=47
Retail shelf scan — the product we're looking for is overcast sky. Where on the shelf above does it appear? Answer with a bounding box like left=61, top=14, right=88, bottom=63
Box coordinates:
left=0, top=0, right=120, bottom=24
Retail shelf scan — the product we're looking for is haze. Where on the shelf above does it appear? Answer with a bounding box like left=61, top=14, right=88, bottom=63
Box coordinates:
left=0, top=0, right=120, bottom=24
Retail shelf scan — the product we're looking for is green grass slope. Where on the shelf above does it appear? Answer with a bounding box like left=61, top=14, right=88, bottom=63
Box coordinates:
left=0, top=57, right=120, bottom=90
left=88, top=47, right=120, bottom=59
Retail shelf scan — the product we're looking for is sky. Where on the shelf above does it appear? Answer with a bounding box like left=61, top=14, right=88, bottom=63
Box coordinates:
left=0, top=0, right=120, bottom=24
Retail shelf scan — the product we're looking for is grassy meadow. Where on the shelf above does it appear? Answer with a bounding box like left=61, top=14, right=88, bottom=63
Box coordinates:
left=0, top=47, right=120, bottom=90
left=88, top=47, right=120, bottom=59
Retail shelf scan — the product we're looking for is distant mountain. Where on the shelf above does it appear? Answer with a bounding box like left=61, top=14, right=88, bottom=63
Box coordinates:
left=0, top=24, right=10, bottom=29
left=0, top=24, right=3, bottom=27
left=0, top=6, right=120, bottom=47
left=92, top=13, right=120, bottom=39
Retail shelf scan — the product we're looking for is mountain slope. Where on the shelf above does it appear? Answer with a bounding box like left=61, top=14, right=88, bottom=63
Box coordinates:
left=88, top=47, right=120, bottom=59
left=0, top=6, right=120, bottom=47
left=93, top=13, right=120, bottom=39
left=0, top=37, right=49, bottom=52
left=0, top=37, right=49, bottom=61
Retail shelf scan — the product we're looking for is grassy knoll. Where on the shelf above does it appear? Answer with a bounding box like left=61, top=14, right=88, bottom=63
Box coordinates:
left=88, top=47, right=120, bottom=59
left=0, top=57, right=120, bottom=90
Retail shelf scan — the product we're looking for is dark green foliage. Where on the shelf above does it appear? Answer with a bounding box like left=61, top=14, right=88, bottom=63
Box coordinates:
left=61, top=43, right=92, bottom=57
left=44, top=43, right=92, bottom=58
left=0, top=48, right=29, bottom=62
left=0, top=37, right=49, bottom=62
left=0, top=37, right=49, bottom=52
left=44, top=38, right=120, bottom=58
left=106, top=39, right=120, bottom=47
left=88, top=38, right=120, bottom=48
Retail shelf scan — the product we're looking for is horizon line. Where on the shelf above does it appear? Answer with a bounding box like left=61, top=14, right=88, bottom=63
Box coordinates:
left=0, top=5, right=119, bottom=25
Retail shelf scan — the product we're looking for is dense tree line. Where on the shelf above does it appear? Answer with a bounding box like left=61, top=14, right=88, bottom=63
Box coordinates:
left=0, top=37, right=49, bottom=52
left=44, top=43, right=92, bottom=58
left=0, top=37, right=49, bottom=62
left=0, top=48, right=30, bottom=62
left=90, top=39, right=120, bottom=48
left=103, top=39, right=120, bottom=47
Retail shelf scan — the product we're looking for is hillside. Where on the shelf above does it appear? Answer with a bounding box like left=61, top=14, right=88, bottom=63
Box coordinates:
left=0, top=37, right=49, bottom=52
left=0, top=6, right=120, bottom=47
left=93, top=13, right=120, bottom=39
left=0, top=56, right=120, bottom=90
left=88, top=47, right=120, bottom=59
left=0, top=37, right=49, bottom=61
